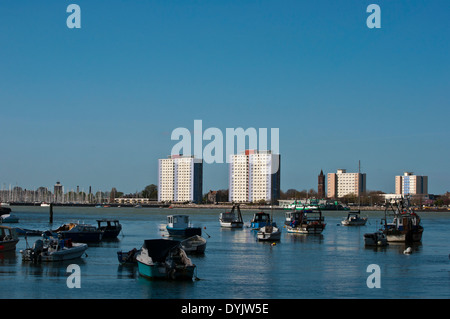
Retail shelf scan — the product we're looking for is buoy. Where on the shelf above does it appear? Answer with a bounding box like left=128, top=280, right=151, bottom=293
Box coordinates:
left=403, top=247, right=412, bottom=254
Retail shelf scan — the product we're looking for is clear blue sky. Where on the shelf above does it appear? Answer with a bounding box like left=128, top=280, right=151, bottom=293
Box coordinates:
left=0, top=0, right=449, bottom=195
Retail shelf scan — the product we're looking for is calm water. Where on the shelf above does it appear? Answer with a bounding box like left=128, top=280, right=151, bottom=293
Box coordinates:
left=0, top=206, right=449, bottom=299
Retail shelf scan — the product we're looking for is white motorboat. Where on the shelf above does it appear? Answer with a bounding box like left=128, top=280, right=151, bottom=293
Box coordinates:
left=21, top=237, right=87, bottom=262
left=257, top=225, right=281, bottom=242
left=341, top=211, right=367, bottom=226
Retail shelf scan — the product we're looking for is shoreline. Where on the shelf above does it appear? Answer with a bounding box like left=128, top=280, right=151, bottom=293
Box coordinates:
left=7, top=202, right=449, bottom=212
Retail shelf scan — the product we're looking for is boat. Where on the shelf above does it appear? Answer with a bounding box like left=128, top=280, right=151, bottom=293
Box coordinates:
left=117, top=248, right=139, bottom=265
left=40, top=202, right=50, bottom=207
left=287, top=199, right=321, bottom=211
left=286, top=208, right=326, bottom=234
left=13, top=227, right=43, bottom=236
left=382, top=197, right=424, bottom=243
left=219, top=204, right=244, bottom=228
left=341, top=211, right=367, bottom=226
left=180, top=235, right=207, bottom=254
left=96, top=219, right=122, bottom=239
left=21, top=237, right=87, bottom=262
left=0, top=213, right=19, bottom=223
left=250, top=212, right=276, bottom=230
left=364, top=231, right=388, bottom=247
left=0, top=225, right=19, bottom=251
left=50, top=223, right=103, bottom=243
left=136, top=239, right=196, bottom=280
left=257, top=225, right=281, bottom=241
left=166, top=215, right=202, bottom=238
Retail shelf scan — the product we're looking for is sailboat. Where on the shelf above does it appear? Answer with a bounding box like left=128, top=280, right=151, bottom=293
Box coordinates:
left=257, top=200, right=281, bottom=241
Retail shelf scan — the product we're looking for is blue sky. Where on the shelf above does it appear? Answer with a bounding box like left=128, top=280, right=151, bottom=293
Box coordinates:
left=0, top=0, right=449, bottom=194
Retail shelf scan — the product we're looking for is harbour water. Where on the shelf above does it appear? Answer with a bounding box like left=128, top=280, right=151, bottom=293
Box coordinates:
left=0, top=206, right=449, bottom=299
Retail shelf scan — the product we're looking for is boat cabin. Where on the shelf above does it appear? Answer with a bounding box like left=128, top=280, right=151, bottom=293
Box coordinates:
left=167, top=215, right=191, bottom=229
left=252, top=212, right=270, bottom=223
left=220, top=211, right=237, bottom=222
left=0, top=226, right=18, bottom=242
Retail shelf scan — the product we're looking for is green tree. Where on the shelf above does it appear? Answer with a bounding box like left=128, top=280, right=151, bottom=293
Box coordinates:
left=142, top=184, right=158, bottom=199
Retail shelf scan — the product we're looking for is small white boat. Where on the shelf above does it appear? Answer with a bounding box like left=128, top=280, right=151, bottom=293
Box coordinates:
left=341, top=211, right=367, bottom=226
left=364, top=231, right=388, bottom=247
left=0, top=225, right=19, bottom=252
left=257, top=225, right=281, bottom=242
left=40, top=202, right=50, bottom=207
left=219, top=204, right=244, bottom=228
left=0, top=213, right=19, bottom=223
left=180, top=235, right=207, bottom=254
left=21, top=238, right=87, bottom=262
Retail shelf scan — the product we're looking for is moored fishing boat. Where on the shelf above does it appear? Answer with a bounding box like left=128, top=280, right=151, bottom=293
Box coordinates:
left=166, top=215, right=202, bottom=238
left=219, top=204, right=244, bottom=228
left=382, top=197, right=423, bottom=243
left=136, top=239, right=196, bottom=280
left=0, top=225, right=19, bottom=251
left=286, top=208, right=326, bottom=234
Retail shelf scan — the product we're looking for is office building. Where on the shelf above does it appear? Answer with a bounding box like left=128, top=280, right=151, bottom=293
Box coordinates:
left=229, top=150, right=280, bottom=203
left=395, top=172, right=428, bottom=196
left=327, top=169, right=366, bottom=198
left=158, top=155, right=203, bottom=203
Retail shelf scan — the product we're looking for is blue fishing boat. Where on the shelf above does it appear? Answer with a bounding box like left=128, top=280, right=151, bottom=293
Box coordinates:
left=250, top=212, right=276, bottom=230
left=166, top=215, right=202, bottom=238
left=136, top=239, right=196, bottom=280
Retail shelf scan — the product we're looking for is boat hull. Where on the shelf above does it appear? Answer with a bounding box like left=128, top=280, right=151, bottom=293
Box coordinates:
left=181, top=236, right=207, bottom=254
left=364, top=232, right=388, bottom=246
left=22, top=243, right=88, bottom=262
left=166, top=226, right=202, bottom=238
left=384, top=228, right=423, bottom=243
left=341, top=219, right=367, bottom=226
left=0, top=214, right=19, bottom=223
left=137, top=260, right=196, bottom=280
left=59, top=231, right=103, bottom=243
left=220, top=221, right=243, bottom=228
left=0, top=239, right=19, bottom=252
left=287, top=223, right=326, bottom=234
left=257, top=226, right=281, bottom=241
